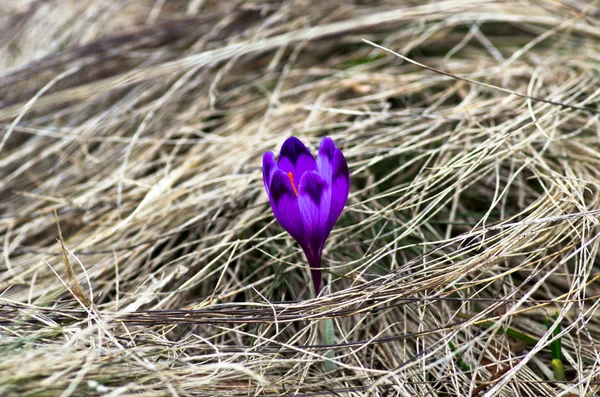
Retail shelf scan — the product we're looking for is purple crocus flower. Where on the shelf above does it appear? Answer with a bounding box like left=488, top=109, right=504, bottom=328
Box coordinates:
left=262, top=136, right=350, bottom=295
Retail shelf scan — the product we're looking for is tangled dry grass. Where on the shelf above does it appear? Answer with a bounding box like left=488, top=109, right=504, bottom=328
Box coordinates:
left=2, top=0, right=600, bottom=395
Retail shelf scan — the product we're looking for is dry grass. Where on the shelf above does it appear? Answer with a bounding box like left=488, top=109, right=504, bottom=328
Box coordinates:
left=2, top=0, right=600, bottom=396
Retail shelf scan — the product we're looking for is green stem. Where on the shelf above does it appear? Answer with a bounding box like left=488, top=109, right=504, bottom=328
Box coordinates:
left=547, top=311, right=566, bottom=381
left=552, top=359, right=567, bottom=381
left=447, top=340, right=471, bottom=372
left=321, top=317, right=337, bottom=372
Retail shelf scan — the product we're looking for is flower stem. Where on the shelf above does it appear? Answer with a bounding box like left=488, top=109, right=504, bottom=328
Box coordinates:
left=306, top=250, right=322, bottom=296
left=308, top=254, right=335, bottom=370
left=321, top=317, right=337, bottom=372
left=310, top=268, right=321, bottom=297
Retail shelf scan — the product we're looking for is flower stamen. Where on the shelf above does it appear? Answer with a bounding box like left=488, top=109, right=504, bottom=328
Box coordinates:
left=287, top=172, right=299, bottom=196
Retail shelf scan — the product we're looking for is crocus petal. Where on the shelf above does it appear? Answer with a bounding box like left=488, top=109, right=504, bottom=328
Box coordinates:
left=297, top=171, right=331, bottom=252
left=262, top=151, right=277, bottom=196
left=317, top=136, right=336, bottom=183
left=277, top=136, right=317, bottom=180
left=269, top=170, right=306, bottom=244
left=326, top=149, right=350, bottom=231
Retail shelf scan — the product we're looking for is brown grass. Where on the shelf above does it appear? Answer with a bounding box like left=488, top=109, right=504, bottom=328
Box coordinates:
left=2, top=1, right=600, bottom=395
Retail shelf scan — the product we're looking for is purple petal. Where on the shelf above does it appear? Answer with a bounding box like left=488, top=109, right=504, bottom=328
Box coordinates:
left=298, top=171, right=331, bottom=252
left=277, top=137, right=317, bottom=181
left=269, top=170, right=306, bottom=244
left=326, top=149, right=350, bottom=231
left=317, top=137, right=336, bottom=183
left=262, top=151, right=277, bottom=197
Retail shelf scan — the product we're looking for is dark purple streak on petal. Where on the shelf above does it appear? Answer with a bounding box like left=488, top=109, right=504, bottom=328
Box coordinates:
left=317, top=137, right=336, bottom=183
left=269, top=170, right=307, bottom=245
left=326, top=149, right=350, bottom=231
left=298, top=171, right=331, bottom=246
left=262, top=151, right=277, bottom=196
left=278, top=136, right=317, bottom=181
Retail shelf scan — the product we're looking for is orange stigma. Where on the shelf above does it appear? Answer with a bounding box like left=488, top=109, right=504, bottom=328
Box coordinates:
left=287, top=172, right=299, bottom=196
